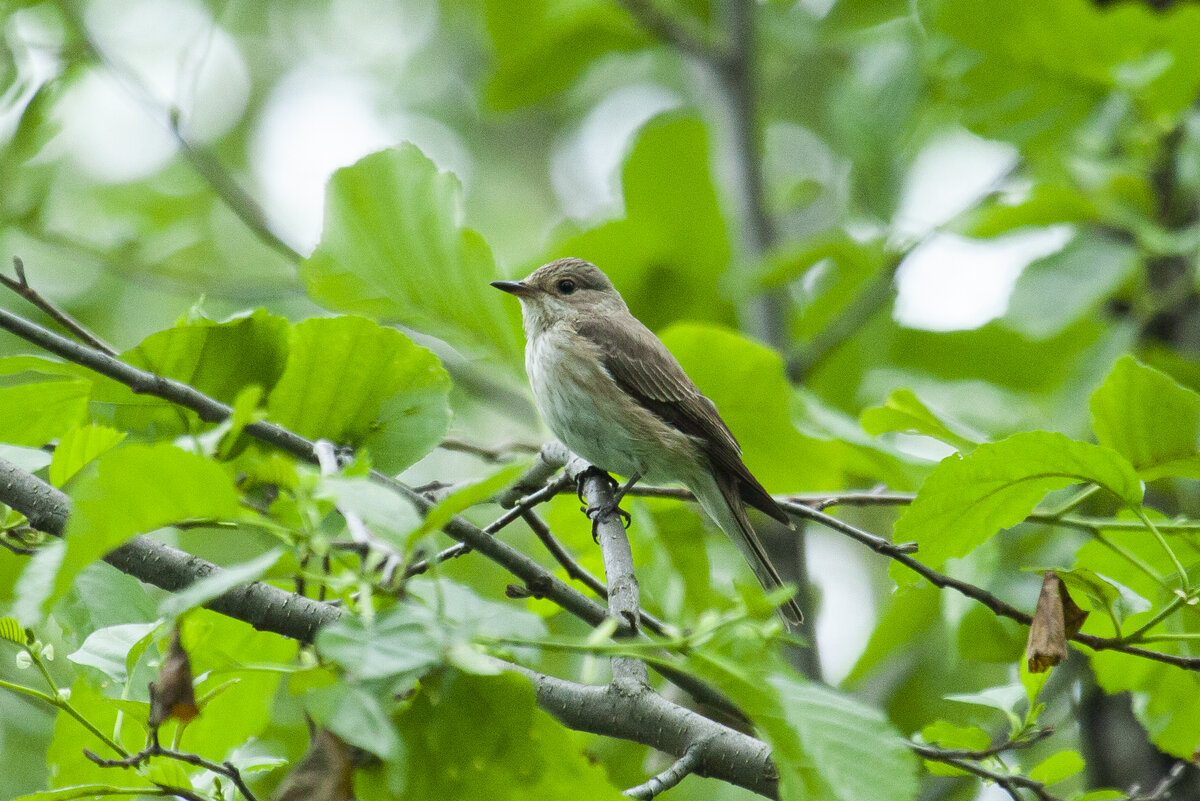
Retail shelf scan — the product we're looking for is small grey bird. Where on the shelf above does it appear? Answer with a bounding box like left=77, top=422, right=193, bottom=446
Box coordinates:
left=492, top=257, right=802, bottom=625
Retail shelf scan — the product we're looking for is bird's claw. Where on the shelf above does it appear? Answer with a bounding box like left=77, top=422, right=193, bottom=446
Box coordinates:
left=582, top=501, right=632, bottom=540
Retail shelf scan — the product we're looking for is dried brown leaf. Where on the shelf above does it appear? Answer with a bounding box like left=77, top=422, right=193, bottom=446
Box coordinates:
left=273, top=728, right=355, bottom=801
left=148, top=627, right=199, bottom=728
left=1026, top=571, right=1088, bottom=673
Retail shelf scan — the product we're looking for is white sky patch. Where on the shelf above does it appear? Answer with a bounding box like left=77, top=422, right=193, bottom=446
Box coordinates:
left=894, top=227, right=1074, bottom=332
left=251, top=67, right=472, bottom=254
left=893, top=128, right=1019, bottom=239
left=550, top=84, right=682, bottom=221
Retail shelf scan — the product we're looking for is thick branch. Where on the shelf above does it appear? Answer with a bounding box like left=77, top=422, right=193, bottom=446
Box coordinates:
left=0, top=456, right=340, bottom=643
left=506, top=659, right=777, bottom=798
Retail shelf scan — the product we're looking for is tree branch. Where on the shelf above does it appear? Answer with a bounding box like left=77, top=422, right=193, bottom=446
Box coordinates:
left=909, top=742, right=1061, bottom=801
left=3, top=258, right=118, bottom=355
left=566, top=458, right=649, bottom=685
left=504, top=658, right=778, bottom=798
left=607, top=483, right=1200, bottom=671
left=84, top=744, right=259, bottom=801
left=623, top=742, right=705, bottom=799
left=56, top=2, right=301, bottom=266
left=910, top=727, right=1053, bottom=761
left=0, top=456, right=341, bottom=644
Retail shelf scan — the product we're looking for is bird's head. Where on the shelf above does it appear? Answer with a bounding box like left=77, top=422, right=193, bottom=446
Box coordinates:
left=491, top=257, right=626, bottom=334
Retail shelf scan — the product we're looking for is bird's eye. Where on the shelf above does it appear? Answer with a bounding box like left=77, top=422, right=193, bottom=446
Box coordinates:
left=556, top=279, right=576, bottom=295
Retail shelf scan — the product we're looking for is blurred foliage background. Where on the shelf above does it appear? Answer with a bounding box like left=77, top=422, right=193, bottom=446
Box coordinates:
left=4, top=0, right=1200, bottom=799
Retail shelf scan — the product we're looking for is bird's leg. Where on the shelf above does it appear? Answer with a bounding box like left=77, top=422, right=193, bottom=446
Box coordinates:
left=582, top=471, right=640, bottom=539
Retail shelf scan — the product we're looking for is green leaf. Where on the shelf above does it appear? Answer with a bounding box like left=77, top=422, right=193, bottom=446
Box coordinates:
left=54, top=444, right=242, bottom=605
left=483, top=0, right=645, bottom=109
left=92, top=310, right=290, bottom=436
left=919, top=720, right=991, bottom=751
left=316, top=602, right=443, bottom=682
left=893, top=431, right=1143, bottom=575
left=308, top=683, right=401, bottom=760
left=266, top=316, right=451, bottom=473
left=0, top=444, right=52, bottom=473
left=660, top=323, right=847, bottom=491
left=157, top=548, right=285, bottom=619
left=48, top=425, right=126, bottom=488
left=170, top=611, right=296, bottom=757
left=1001, top=234, right=1138, bottom=341
left=772, top=678, right=920, bottom=801
left=1090, top=356, right=1200, bottom=479
left=770, top=232, right=888, bottom=343
left=394, top=671, right=620, bottom=799
left=1091, top=649, right=1200, bottom=758
left=316, top=475, right=423, bottom=545
left=12, top=542, right=64, bottom=627
left=933, top=0, right=1200, bottom=151
left=0, top=616, right=26, bottom=644
left=680, top=642, right=918, bottom=801
left=301, top=147, right=524, bottom=364
left=860, top=389, right=982, bottom=452
left=144, top=761, right=192, bottom=789
left=66, top=621, right=159, bottom=684
left=553, top=115, right=737, bottom=332
left=0, top=380, right=89, bottom=447
left=1028, top=749, right=1084, bottom=785
left=946, top=684, right=1027, bottom=734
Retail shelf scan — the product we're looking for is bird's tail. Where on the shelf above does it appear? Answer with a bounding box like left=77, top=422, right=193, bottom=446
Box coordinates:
left=690, top=470, right=803, bottom=627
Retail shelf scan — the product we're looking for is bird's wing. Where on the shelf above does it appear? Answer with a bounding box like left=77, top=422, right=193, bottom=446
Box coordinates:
left=575, top=315, right=790, bottom=525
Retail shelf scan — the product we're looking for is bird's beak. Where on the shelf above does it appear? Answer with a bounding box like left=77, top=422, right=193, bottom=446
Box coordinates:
left=490, top=280, right=532, bottom=297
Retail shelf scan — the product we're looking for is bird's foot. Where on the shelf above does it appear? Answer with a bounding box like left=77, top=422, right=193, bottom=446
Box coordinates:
left=575, top=466, right=618, bottom=504
left=583, top=500, right=632, bottom=533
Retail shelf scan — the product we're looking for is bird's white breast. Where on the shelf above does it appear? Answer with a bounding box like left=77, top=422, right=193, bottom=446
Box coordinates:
left=526, top=326, right=690, bottom=481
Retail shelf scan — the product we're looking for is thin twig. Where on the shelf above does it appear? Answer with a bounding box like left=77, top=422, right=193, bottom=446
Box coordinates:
left=85, top=743, right=260, bottom=801
left=522, top=510, right=671, bottom=638
left=522, top=509, right=610, bottom=600
left=3, top=258, right=118, bottom=355
left=781, top=500, right=919, bottom=556
left=402, top=472, right=574, bottom=578
left=595, top=484, right=1200, bottom=670
left=909, top=742, right=1061, bottom=801
left=624, top=742, right=705, bottom=799
left=439, top=436, right=541, bottom=463
left=911, top=727, right=1053, bottom=761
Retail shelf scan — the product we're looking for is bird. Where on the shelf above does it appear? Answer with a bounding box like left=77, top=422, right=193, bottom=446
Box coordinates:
left=492, top=257, right=803, bottom=625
